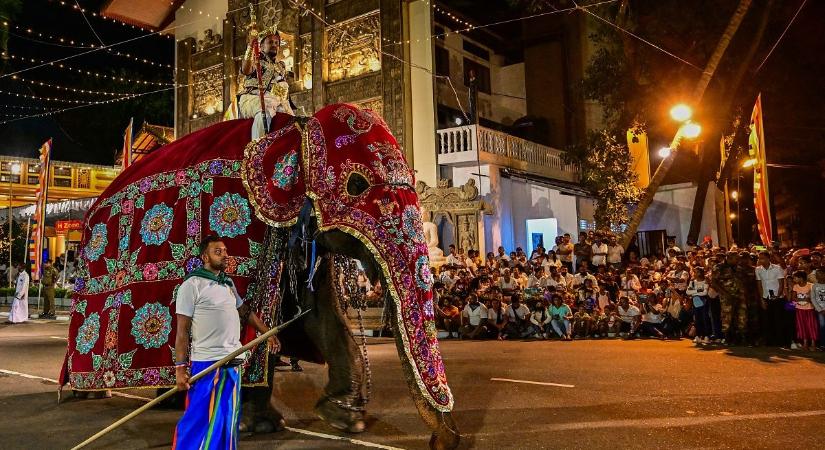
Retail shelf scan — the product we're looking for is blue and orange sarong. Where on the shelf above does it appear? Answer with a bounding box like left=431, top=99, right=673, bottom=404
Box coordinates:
left=172, top=361, right=242, bottom=450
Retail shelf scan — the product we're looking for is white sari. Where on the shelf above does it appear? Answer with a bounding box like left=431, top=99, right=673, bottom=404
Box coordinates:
left=8, top=270, right=29, bottom=323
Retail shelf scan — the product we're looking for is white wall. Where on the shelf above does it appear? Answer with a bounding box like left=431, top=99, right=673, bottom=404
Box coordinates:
left=175, top=0, right=228, bottom=43
left=499, top=176, right=578, bottom=252
left=639, top=182, right=721, bottom=248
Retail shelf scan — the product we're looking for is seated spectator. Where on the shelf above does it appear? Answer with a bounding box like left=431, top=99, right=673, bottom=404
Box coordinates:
left=503, top=295, right=530, bottom=339
left=527, top=267, right=548, bottom=289
left=617, top=297, right=641, bottom=339
left=525, top=299, right=550, bottom=339
left=639, top=300, right=668, bottom=339
left=548, top=294, right=573, bottom=340
left=498, top=268, right=519, bottom=295
left=460, top=294, right=488, bottom=340
left=620, top=268, right=641, bottom=300
left=572, top=305, right=593, bottom=339
left=487, top=297, right=508, bottom=340
left=436, top=297, right=461, bottom=338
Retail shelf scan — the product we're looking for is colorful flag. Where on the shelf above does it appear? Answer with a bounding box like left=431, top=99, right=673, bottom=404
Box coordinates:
left=122, top=117, right=134, bottom=170
left=748, top=94, right=772, bottom=246
left=29, top=139, right=52, bottom=280
left=626, top=128, right=651, bottom=189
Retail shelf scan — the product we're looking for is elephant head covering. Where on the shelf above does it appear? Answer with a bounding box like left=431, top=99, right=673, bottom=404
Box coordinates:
left=242, top=104, right=453, bottom=412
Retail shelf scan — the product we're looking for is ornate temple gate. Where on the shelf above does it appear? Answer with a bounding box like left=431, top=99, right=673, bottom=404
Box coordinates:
left=416, top=179, right=493, bottom=259
left=174, top=0, right=409, bottom=159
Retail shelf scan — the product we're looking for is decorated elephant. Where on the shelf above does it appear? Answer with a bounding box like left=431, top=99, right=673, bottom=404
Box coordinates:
left=59, top=104, right=459, bottom=449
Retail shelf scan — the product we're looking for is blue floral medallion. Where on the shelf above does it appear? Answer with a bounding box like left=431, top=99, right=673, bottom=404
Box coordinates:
left=209, top=193, right=252, bottom=238
left=84, top=223, right=108, bottom=262
left=140, top=203, right=174, bottom=246
left=131, top=303, right=172, bottom=349
left=76, top=312, right=100, bottom=355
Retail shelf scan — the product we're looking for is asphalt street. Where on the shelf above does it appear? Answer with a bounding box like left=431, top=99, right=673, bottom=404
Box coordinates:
left=2, top=320, right=825, bottom=449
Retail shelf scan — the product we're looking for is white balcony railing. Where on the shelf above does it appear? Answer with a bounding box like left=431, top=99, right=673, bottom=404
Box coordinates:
left=436, top=125, right=579, bottom=182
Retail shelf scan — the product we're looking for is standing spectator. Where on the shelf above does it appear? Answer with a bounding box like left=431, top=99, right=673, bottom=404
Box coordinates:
left=6, top=263, right=29, bottom=324
left=790, top=271, right=817, bottom=351
left=755, top=251, right=787, bottom=346
left=40, top=259, right=59, bottom=320
left=548, top=294, right=573, bottom=340
left=557, top=234, right=575, bottom=272
left=496, top=246, right=510, bottom=265
left=503, top=295, right=530, bottom=339
left=607, top=236, right=624, bottom=269
left=687, top=267, right=710, bottom=344
left=460, top=294, right=488, bottom=339
left=812, top=270, right=825, bottom=350
left=543, top=250, right=562, bottom=271
left=591, top=236, right=608, bottom=268
left=574, top=234, right=592, bottom=271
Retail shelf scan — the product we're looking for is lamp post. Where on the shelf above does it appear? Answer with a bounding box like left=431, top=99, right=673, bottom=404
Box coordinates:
left=7, top=162, right=20, bottom=287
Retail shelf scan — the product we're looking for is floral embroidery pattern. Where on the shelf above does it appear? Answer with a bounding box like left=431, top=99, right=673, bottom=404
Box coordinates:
left=272, top=150, right=300, bottom=191
left=140, top=203, right=174, bottom=245
left=131, top=303, right=172, bottom=350
left=76, top=313, right=100, bottom=355
left=209, top=193, right=252, bottom=238
left=84, top=224, right=108, bottom=261
left=415, top=255, right=434, bottom=291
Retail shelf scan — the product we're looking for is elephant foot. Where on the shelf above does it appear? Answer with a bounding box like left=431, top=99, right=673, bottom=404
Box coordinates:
left=315, top=398, right=366, bottom=433
left=429, top=430, right=460, bottom=450
left=239, top=417, right=286, bottom=434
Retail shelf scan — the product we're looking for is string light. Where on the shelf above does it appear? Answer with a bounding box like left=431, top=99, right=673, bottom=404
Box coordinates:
left=0, top=89, right=99, bottom=104
left=0, top=70, right=236, bottom=125
left=6, top=22, right=98, bottom=48
left=2, top=52, right=174, bottom=85
left=12, top=75, right=146, bottom=97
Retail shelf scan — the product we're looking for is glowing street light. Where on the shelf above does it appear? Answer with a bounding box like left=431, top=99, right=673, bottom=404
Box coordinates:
left=670, top=104, right=693, bottom=122
left=658, top=147, right=672, bottom=158
left=729, top=212, right=737, bottom=220
left=681, top=122, right=701, bottom=139
left=730, top=190, right=738, bottom=200
left=742, top=158, right=758, bottom=168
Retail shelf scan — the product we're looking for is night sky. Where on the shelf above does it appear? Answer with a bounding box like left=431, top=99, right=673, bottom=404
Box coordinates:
left=1, top=1, right=823, bottom=242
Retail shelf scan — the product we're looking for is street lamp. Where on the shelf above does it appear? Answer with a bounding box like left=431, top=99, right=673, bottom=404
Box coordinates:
left=670, top=104, right=693, bottom=122
left=658, top=147, right=672, bottom=158
left=742, top=158, right=758, bottom=168
left=7, top=162, right=20, bottom=287
left=681, top=122, right=702, bottom=139
left=730, top=190, right=738, bottom=200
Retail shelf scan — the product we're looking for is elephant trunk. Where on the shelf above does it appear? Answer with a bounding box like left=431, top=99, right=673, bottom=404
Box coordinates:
left=389, top=305, right=460, bottom=450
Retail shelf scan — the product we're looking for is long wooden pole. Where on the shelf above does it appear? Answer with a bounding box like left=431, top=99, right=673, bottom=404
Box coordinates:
left=70, top=309, right=310, bottom=450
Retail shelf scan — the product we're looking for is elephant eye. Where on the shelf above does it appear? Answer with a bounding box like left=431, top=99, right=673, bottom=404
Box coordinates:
left=346, top=172, right=370, bottom=196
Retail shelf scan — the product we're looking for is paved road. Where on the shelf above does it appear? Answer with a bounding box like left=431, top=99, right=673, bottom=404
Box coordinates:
left=2, top=320, right=825, bottom=449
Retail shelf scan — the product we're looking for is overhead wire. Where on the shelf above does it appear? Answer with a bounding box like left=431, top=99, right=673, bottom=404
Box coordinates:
left=753, top=0, right=807, bottom=74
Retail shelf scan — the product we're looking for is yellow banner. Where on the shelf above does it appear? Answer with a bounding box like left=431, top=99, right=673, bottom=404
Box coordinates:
left=627, top=129, right=651, bottom=189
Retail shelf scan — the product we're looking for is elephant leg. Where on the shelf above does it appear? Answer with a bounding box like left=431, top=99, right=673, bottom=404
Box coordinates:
left=389, top=304, right=460, bottom=450
left=240, top=355, right=286, bottom=433
left=302, top=258, right=367, bottom=433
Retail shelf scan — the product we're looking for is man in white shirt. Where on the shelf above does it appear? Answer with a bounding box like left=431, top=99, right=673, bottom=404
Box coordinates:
left=503, top=296, right=530, bottom=338
left=7, top=263, right=29, bottom=324
left=557, top=234, right=575, bottom=272
left=591, top=237, right=608, bottom=267
left=606, top=236, right=624, bottom=268
left=174, top=236, right=279, bottom=448
left=620, top=268, right=641, bottom=299
left=617, top=297, right=641, bottom=338
left=460, top=294, right=488, bottom=339
left=445, top=244, right=462, bottom=267
left=755, top=251, right=787, bottom=346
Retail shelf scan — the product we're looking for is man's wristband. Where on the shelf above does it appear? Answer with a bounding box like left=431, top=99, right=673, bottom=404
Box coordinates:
left=174, top=362, right=189, bottom=368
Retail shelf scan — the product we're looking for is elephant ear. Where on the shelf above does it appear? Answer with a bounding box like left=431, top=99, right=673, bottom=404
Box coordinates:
left=241, top=114, right=306, bottom=227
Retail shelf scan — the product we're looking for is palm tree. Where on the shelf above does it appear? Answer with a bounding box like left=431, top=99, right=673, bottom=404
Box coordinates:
left=620, top=0, right=753, bottom=248
left=0, top=0, right=23, bottom=74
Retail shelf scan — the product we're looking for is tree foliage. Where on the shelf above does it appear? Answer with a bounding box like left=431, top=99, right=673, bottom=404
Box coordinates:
left=0, top=0, right=22, bottom=73
left=566, top=130, right=641, bottom=230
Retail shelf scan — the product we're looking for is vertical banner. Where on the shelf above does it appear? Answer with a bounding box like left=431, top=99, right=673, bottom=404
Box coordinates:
left=748, top=94, right=772, bottom=246
left=626, top=128, right=651, bottom=189
left=30, top=139, right=52, bottom=280
left=122, top=117, right=134, bottom=170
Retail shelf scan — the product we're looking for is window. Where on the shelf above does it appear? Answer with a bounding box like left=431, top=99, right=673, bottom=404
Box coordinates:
left=435, top=46, right=450, bottom=77
left=54, top=166, right=72, bottom=177
left=462, top=40, right=490, bottom=61
left=53, top=178, right=72, bottom=188
left=463, top=58, right=490, bottom=94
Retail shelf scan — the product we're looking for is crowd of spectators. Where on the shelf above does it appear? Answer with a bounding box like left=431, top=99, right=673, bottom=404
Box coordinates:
left=431, top=231, right=825, bottom=351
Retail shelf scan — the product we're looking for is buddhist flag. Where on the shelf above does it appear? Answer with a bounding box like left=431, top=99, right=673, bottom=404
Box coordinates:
left=122, top=117, right=134, bottom=170
left=748, top=94, right=772, bottom=246
left=29, top=139, right=52, bottom=280
left=626, top=128, right=651, bottom=189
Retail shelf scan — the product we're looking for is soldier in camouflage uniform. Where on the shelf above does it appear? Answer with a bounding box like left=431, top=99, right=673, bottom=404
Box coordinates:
left=41, top=259, right=60, bottom=319
left=710, top=252, right=748, bottom=344
left=737, top=252, right=761, bottom=345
